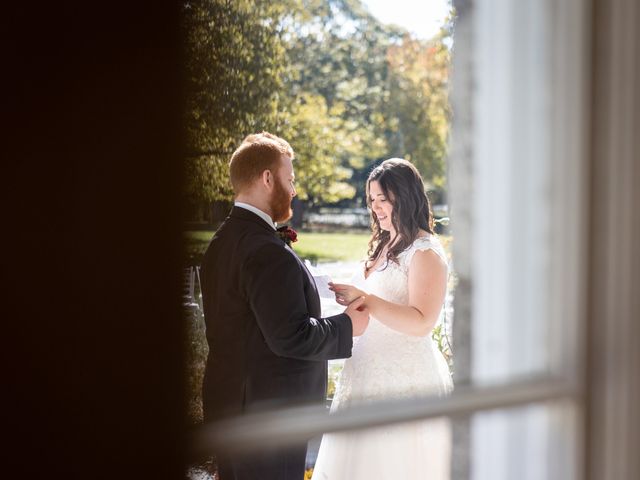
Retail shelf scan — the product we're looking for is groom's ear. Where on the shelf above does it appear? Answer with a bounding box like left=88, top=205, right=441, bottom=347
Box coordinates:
left=261, top=169, right=273, bottom=189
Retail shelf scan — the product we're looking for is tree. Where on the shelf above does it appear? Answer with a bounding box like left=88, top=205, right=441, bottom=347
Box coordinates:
left=183, top=0, right=453, bottom=218
left=183, top=0, right=289, bottom=215
left=284, top=0, right=452, bottom=201
left=280, top=93, right=356, bottom=206
left=385, top=26, right=452, bottom=193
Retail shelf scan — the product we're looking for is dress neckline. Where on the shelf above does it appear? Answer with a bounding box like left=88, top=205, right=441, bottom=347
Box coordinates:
left=362, top=234, right=434, bottom=280
left=363, top=261, right=386, bottom=281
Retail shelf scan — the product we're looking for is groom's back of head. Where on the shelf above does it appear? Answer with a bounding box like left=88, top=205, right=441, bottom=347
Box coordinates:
left=228, top=131, right=294, bottom=194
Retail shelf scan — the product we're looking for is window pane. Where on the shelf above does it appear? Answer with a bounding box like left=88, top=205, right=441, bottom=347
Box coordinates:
left=450, top=0, right=590, bottom=387
left=467, top=400, right=581, bottom=480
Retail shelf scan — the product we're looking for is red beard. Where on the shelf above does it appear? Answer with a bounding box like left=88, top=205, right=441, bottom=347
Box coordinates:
left=270, top=179, right=293, bottom=223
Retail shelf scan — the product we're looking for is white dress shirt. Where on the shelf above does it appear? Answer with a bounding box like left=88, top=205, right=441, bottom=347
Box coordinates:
left=234, top=201, right=276, bottom=230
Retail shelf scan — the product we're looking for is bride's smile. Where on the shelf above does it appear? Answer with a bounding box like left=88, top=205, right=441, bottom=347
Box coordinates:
left=369, top=180, right=394, bottom=232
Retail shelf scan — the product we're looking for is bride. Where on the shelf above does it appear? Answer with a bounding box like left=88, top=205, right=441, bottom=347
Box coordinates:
left=311, top=158, right=453, bottom=479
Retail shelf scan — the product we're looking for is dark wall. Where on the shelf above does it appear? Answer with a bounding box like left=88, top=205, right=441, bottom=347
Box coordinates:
left=3, top=3, right=185, bottom=478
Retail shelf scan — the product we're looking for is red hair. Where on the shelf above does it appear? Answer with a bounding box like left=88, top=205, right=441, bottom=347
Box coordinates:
left=228, top=132, right=294, bottom=194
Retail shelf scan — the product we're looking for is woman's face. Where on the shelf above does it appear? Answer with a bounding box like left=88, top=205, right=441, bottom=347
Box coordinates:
left=369, top=180, right=394, bottom=232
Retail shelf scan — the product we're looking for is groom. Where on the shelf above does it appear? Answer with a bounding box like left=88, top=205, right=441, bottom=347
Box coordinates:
left=200, top=132, right=369, bottom=480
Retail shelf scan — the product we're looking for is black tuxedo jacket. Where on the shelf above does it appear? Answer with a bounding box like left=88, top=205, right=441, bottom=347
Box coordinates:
left=200, top=206, right=353, bottom=423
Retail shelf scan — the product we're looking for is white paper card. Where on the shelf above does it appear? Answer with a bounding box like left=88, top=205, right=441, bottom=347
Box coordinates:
left=305, top=260, right=335, bottom=299
left=314, top=274, right=334, bottom=299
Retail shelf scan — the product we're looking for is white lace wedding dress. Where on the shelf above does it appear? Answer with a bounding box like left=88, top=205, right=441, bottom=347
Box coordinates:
left=311, top=235, right=454, bottom=480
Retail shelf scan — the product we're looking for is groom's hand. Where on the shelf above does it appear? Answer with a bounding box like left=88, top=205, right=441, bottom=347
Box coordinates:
left=345, top=296, right=369, bottom=336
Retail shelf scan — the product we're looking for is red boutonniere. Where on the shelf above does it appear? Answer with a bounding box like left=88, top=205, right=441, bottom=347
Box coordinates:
left=276, top=225, right=298, bottom=246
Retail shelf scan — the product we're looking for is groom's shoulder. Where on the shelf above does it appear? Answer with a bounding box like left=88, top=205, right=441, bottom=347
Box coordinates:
left=211, top=216, right=282, bottom=255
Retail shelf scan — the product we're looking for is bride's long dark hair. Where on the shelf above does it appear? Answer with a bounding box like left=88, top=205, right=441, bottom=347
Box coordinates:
left=365, top=158, right=435, bottom=273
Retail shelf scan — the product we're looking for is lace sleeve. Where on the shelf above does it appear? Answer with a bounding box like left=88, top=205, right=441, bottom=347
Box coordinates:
left=402, top=236, right=449, bottom=271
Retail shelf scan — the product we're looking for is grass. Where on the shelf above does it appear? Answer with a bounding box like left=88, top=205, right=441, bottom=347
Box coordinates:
left=183, top=230, right=371, bottom=265
left=293, top=232, right=370, bottom=263
left=184, top=230, right=452, bottom=266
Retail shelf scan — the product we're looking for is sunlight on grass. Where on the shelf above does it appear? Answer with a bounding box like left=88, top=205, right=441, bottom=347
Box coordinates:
left=183, top=230, right=371, bottom=265
left=292, top=232, right=370, bottom=263
left=184, top=230, right=452, bottom=266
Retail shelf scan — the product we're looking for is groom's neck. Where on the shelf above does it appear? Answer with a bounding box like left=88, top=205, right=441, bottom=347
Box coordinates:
left=235, top=194, right=272, bottom=218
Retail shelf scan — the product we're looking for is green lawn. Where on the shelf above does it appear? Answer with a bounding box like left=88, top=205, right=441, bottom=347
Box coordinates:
left=184, top=230, right=452, bottom=266
left=183, top=230, right=371, bottom=265
left=293, top=232, right=370, bottom=263
left=298, top=232, right=452, bottom=263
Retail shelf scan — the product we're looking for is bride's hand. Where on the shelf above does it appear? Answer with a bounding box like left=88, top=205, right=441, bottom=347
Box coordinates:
left=329, top=282, right=366, bottom=306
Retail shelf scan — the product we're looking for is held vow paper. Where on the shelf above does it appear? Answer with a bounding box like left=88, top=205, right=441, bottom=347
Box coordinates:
left=304, top=261, right=334, bottom=299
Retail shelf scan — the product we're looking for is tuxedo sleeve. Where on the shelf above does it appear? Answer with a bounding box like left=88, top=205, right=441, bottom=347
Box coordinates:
left=242, top=242, right=353, bottom=361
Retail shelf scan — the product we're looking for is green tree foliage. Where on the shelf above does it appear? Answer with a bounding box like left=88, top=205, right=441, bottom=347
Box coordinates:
left=184, top=0, right=452, bottom=212
left=284, top=1, right=452, bottom=201
left=285, top=0, right=398, bottom=170
left=385, top=27, right=452, bottom=192
left=183, top=0, right=289, bottom=208
left=280, top=93, right=356, bottom=205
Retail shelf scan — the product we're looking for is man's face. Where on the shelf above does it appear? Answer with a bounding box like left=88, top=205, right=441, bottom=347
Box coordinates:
left=269, top=155, right=297, bottom=223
